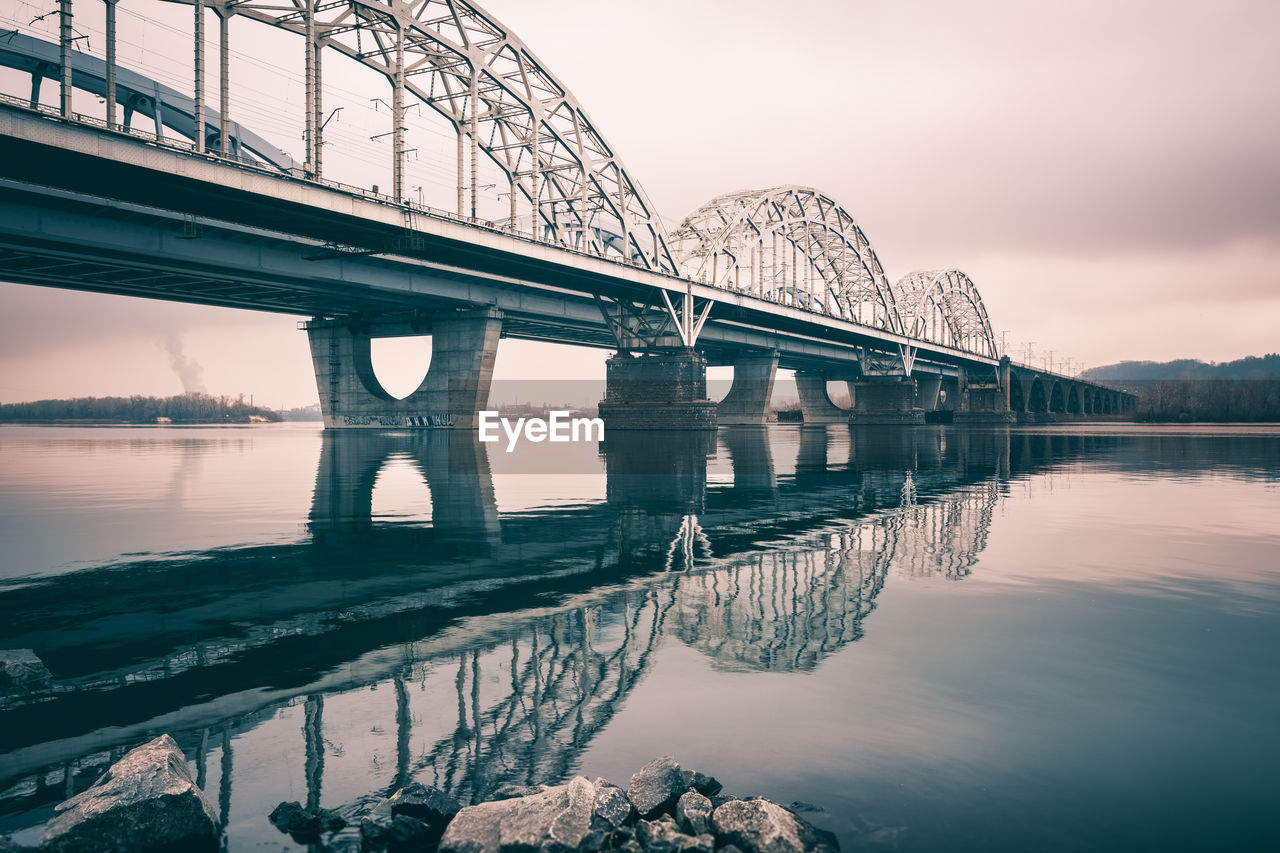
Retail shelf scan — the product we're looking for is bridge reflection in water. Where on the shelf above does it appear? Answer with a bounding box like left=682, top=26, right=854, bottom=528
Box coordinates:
left=0, top=426, right=1119, bottom=836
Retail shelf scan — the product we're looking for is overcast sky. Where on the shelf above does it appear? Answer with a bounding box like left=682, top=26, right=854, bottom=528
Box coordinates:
left=1, top=0, right=1277, bottom=406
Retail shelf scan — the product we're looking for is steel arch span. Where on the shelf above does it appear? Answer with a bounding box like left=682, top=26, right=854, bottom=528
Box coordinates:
left=159, top=0, right=676, bottom=272
left=669, top=186, right=903, bottom=333
left=892, top=269, right=999, bottom=360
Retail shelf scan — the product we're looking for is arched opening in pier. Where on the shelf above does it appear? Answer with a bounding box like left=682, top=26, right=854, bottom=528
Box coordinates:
left=1009, top=374, right=1026, bottom=412
left=370, top=337, right=433, bottom=400
left=1049, top=382, right=1066, bottom=414
left=1027, top=378, right=1048, bottom=413
left=826, top=380, right=851, bottom=409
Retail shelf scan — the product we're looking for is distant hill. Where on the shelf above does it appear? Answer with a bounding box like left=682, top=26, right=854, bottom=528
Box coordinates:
left=1081, top=354, right=1280, bottom=382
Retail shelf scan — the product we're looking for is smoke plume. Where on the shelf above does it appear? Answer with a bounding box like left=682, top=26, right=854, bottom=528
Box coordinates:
left=162, top=333, right=207, bottom=393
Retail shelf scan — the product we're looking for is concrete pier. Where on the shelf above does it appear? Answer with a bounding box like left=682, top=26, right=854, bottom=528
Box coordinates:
left=717, top=351, right=778, bottom=425
left=848, top=378, right=925, bottom=424
left=306, top=308, right=502, bottom=429
left=598, top=350, right=718, bottom=430
left=794, top=371, right=849, bottom=424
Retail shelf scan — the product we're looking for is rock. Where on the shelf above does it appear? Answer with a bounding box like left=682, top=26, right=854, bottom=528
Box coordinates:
left=681, top=770, right=723, bottom=798
left=362, top=814, right=433, bottom=851
left=0, top=834, right=35, bottom=852
left=40, top=734, right=219, bottom=853
left=269, top=801, right=347, bottom=841
left=0, top=649, right=51, bottom=690
left=491, top=784, right=547, bottom=801
left=635, top=817, right=714, bottom=853
left=438, top=775, right=597, bottom=853
left=317, top=808, right=348, bottom=833
left=786, top=802, right=822, bottom=814
left=388, top=782, right=462, bottom=825
left=591, top=779, right=634, bottom=828
left=711, top=799, right=838, bottom=853
left=675, top=790, right=712, bottom=835
left=628, top=757, right=687, bottom=819
left=269, top=801, right=319, bottom=839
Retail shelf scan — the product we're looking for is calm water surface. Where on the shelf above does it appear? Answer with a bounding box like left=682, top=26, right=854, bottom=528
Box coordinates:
left=1, top=423, right=1278, bottom=851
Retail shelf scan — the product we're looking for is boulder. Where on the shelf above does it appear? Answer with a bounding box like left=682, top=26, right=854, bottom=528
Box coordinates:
left=591, top=779, right=634, bottom=829
left=387, top=783, right=462, bottom=825
left=269, top=801, right=318, bottom=839
left=491, top=784, right=547, bottom=801
left=362, top=814, right=433, bottom=851
left=635, top=817, right=714, bottom=853
left=40, top=734, right=219, bottom=853
left=268, top=801, right=346, bottom=841
left=627, top=757, right=686, bottom=819
left=675, top=791, right=712, bottom=835
left=711, top=799, right=838, bottom=853
left=681, top=770, right=723, bottom=798
left=0, top=649, right=51, bottom=690
left=438, top=776, right=597, bottom=853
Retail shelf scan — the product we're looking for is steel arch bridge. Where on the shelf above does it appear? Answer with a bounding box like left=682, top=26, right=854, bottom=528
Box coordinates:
left=151, top=0, right=677, bottom=271
left=893, top=269, right=999, bottom=361
left=669, top=186, right=902, bottom=334
left=0, top=0, right=1137, bottom=424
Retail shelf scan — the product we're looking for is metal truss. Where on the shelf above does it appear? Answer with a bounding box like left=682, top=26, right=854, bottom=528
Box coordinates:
left=893, top=269, right=999, bottom=360
left=157, top=0, right=676, bottom=271
left=0, top=29, right=298, bottom=169
left=669, top=186, right=903, bottom=333
left=594, top=287, right=714, bottom=350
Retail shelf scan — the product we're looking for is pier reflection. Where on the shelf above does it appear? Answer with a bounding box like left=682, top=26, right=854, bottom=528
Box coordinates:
left=0, top=426, right=1136, bottom=837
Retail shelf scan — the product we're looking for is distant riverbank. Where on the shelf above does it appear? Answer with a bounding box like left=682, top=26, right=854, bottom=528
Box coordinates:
left=0, top=393, right=287, bottom=425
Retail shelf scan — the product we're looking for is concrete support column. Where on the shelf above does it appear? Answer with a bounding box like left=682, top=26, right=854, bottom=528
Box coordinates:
left=999, top=356, right=1012, bottom=410
left=848, top=378, right=924, bottom=425
left=954, top=362, right=1016, bottom=424
left=599, top=350, right=717, bottom=430
left=916, top=375, right=944, bottom=411
left=306, top=307, right=501, bottom=429
left=794, top=371, right=847, bottom=424
left=717, top=350, right=778, bottom=425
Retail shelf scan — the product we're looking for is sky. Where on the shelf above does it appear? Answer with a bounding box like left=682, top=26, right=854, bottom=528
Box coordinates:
left=1, top=0, right=1278, bottom=406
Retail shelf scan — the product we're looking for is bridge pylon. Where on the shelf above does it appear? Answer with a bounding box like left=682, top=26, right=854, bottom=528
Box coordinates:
left=305, top=308, right=502, bottom=429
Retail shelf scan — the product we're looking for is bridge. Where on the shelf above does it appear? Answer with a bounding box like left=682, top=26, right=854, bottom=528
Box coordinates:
left=0, top=2, right=1134, bottom=427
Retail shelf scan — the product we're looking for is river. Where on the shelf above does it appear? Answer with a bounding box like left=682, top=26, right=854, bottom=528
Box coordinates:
left=1, top=423, right=1277, bottom=851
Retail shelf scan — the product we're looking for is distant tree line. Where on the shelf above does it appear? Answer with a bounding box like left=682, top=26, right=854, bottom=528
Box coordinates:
left=0, top=393, right=282, bottom=424
left=1129, top=380, right=1280, bottom=423
left=1081, top=354, right=1280, bottom=422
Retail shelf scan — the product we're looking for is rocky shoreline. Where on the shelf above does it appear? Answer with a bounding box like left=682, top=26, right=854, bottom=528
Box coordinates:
left=1, top=736, right=838, bottom=853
